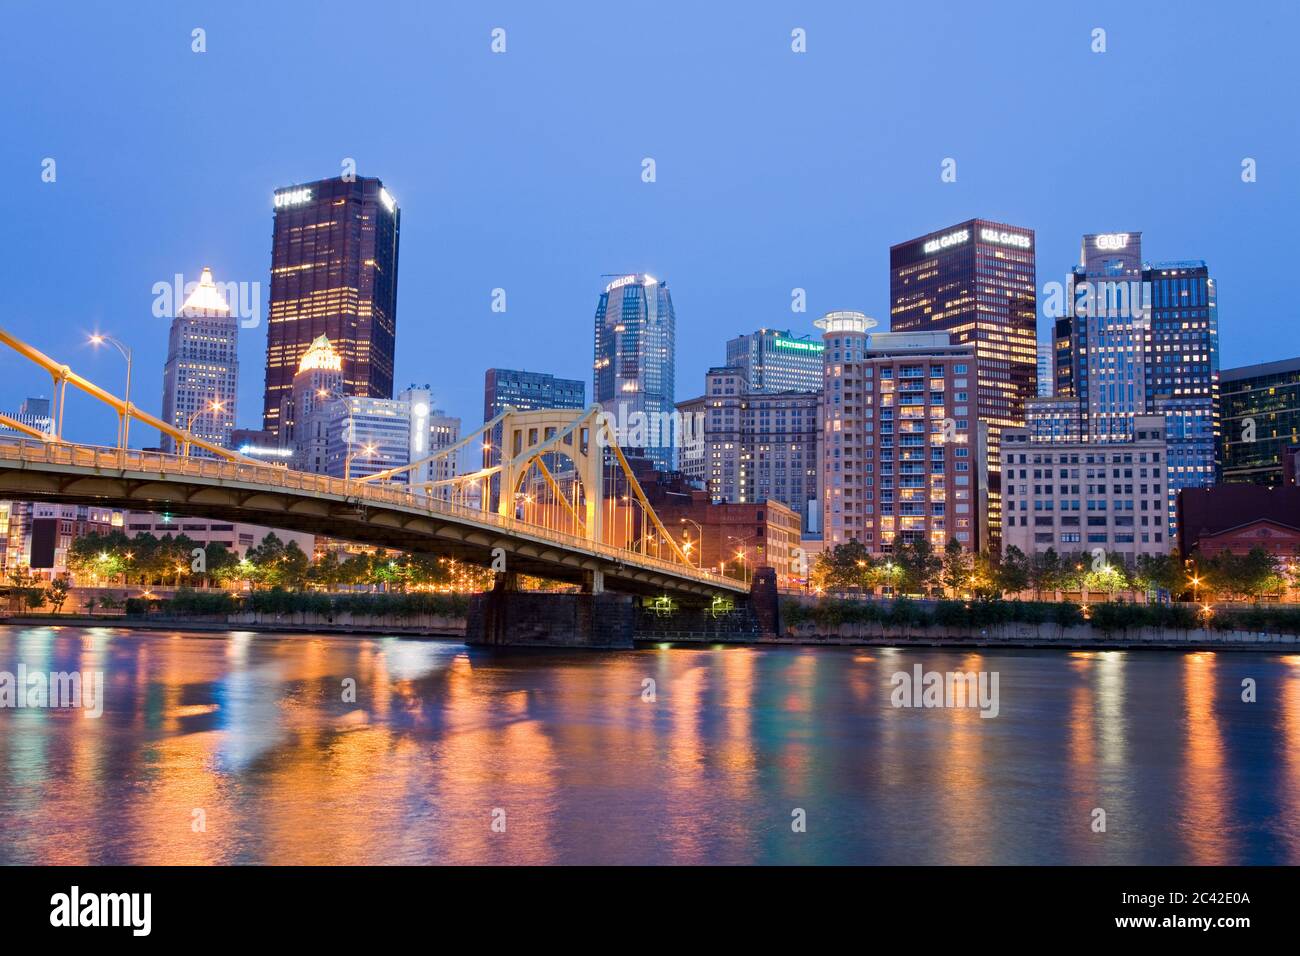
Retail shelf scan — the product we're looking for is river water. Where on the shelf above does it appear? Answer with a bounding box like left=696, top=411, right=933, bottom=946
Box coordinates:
left=1, top=624, right=1297, bottom=865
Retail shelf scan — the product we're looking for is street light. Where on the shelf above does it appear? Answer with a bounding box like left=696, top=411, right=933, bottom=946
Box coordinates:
left=679, top=516, right=702, bottom=568
left=345, top=442, right=377, bottom=481
left=89, top=333, right=132, bottom=464
left=182, top=399, right=225, bottom=458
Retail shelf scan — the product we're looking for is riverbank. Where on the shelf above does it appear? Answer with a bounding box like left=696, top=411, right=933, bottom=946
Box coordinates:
left=0, top=614, right=464, bottom=638
left=647, top=624, right=1300, bottom=652
left=5, top=613, right=1300, bottom=652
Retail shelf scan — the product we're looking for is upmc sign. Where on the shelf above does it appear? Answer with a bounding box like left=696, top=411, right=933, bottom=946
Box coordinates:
left=273, top=188, right=312, bottom=208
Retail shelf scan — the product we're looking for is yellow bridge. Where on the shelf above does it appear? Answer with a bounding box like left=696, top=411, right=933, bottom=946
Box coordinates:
left=0, top=326, right=744, bottom=599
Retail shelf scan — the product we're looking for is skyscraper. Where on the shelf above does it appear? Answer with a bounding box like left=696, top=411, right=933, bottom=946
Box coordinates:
left=1143, top=259, right=1219, bottom=533
left=262, top=176, right=400, bottom=438
left=593, top=274, right=676, bottom=470
left=1053, top=235, right=1220, bottom=537
left=817, top=311, right=979, bottom=553
left=676, top=367, right=820, bottom=530
left=483, top=369, right=586, bottom=423
left=890, top=219, right=1037, bottom=548
left=1219, top=357, right=1299, bottom=486
left=481, top=369, right=586, bottom=506
left=284, top=334, right=345, bottom=473
left=725, top=328, right=825, bottom=393
left=1055, top=232, right=1147, bottom=442
left=159, top=267, right=239, bottom=456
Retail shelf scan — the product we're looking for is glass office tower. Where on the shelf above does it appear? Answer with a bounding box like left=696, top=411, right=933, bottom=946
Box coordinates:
left=889, top=219, right=1037, bottom=548
left=1219, top=357, right=1300, bottom=486
left=262, top=176, right=400, bottom=438
left=1055, top=231, right=1147, bottom=443
left=593, top=274, right=677, bottom=470
left=1143, top=260, right=1219, bottom=535
left=1052, top=235, right=1220, bottom=537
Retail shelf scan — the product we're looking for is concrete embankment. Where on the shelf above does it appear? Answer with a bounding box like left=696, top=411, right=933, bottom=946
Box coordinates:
left=649, top=620, right=1300, bottom=652
left=0, top=612, right=467, bottom=638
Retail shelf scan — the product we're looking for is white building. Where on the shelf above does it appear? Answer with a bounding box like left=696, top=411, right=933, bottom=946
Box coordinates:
left=1002, top=413, right=1170, bottom=561
left=121, top=512, right=313, bottom=560
left=321, top=389, right=461, bottom=485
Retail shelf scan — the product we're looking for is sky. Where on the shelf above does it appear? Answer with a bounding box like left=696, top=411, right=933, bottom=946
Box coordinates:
left=2, top=0, right=1298, bottom=449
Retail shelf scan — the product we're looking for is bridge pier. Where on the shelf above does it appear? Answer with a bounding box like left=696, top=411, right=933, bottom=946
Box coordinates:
left=749, top=566, right=781, bottom=637
left=466, top=589, right=635, bottom=649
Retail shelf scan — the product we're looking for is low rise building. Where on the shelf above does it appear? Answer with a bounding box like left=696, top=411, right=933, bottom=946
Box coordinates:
left=1002, top=413, right=1170, bottom=561
left=121, top=512, right=314, bottom=560
left=1177, top=485, right=1300, bottom=558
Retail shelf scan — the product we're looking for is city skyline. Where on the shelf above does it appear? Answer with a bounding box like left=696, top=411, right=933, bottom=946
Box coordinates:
left=2, top=2, right=1297, bottom=451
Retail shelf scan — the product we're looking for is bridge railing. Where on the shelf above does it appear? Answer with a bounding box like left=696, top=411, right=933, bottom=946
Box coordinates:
left=0, top=438, right=741, bottom=589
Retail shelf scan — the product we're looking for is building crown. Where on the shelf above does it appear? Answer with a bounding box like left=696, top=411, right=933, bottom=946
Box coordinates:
left=178, top=266, right=232, bottom=316
left=298, top=335, right=343, bottom=373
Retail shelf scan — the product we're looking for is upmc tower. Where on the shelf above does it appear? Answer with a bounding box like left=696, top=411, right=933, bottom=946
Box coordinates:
left=262, top=176, right=400, bottom=438
left=890, top=219, right=1037, bottom=548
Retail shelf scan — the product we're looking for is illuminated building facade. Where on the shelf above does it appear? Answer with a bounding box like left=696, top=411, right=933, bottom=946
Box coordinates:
left=1219, top=357, right=1300, bottom=487
left=1144, top=260, right=1219, bottom=536
left=262, top=176, right=400, bottom=438
left=889, top=219, right=1037, bottom=548
left=283, top=335, right=346, bottom=473
left=677, top=367, right=820, bottom=531
left=1002, top=413, right=1169, bottom=562
left=1053, top=235, right=1219, bottom=535
left=319, top=390, right=460, bottom=484
left=1054, top=232, right=1147, bottom=442
left=725, top=329, right=825, bottom=393
left=159, top=267, right=239, bottom=457
left=1037, top=342, right=1053, bottom=397
left=818, top=314, right=981, bottom=554
left=593, top=274, right=676, bottom=471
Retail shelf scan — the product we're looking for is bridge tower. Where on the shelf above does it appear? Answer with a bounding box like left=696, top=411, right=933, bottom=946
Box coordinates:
left=495, top=406, right=603, bottom=544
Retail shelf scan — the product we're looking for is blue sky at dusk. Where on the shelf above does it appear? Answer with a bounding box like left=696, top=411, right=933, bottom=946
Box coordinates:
left=2, top=0, right=1298, bottom=446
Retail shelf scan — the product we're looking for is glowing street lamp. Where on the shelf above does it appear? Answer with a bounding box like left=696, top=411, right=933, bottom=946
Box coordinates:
left=345, top=442, right=378, bottom=481
left=182, top=399, right=226, bottom=458
left=89, top=333, right=133, bottom=464
left=679, top=516, right=702, bottom=568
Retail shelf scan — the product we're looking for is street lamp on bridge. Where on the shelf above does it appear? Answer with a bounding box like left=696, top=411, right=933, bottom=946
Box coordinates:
left=345, top=442, right=378, bottom=481
left=88, top=333, right=132, bottom=465
left=679, top=516, right=702, bottom=569
left=182, top=399, right=225, bottom=458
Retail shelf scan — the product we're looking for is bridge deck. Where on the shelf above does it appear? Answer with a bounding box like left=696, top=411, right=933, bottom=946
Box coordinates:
left=0, top=439, right=746, bottom=598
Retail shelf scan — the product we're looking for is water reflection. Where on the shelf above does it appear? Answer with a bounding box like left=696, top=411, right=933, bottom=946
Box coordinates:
left=0, top=625, right=1297, bottom=865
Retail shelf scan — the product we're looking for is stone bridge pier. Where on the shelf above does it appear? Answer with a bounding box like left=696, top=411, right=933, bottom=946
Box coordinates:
left=466, top=567, right=781, bottom=649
